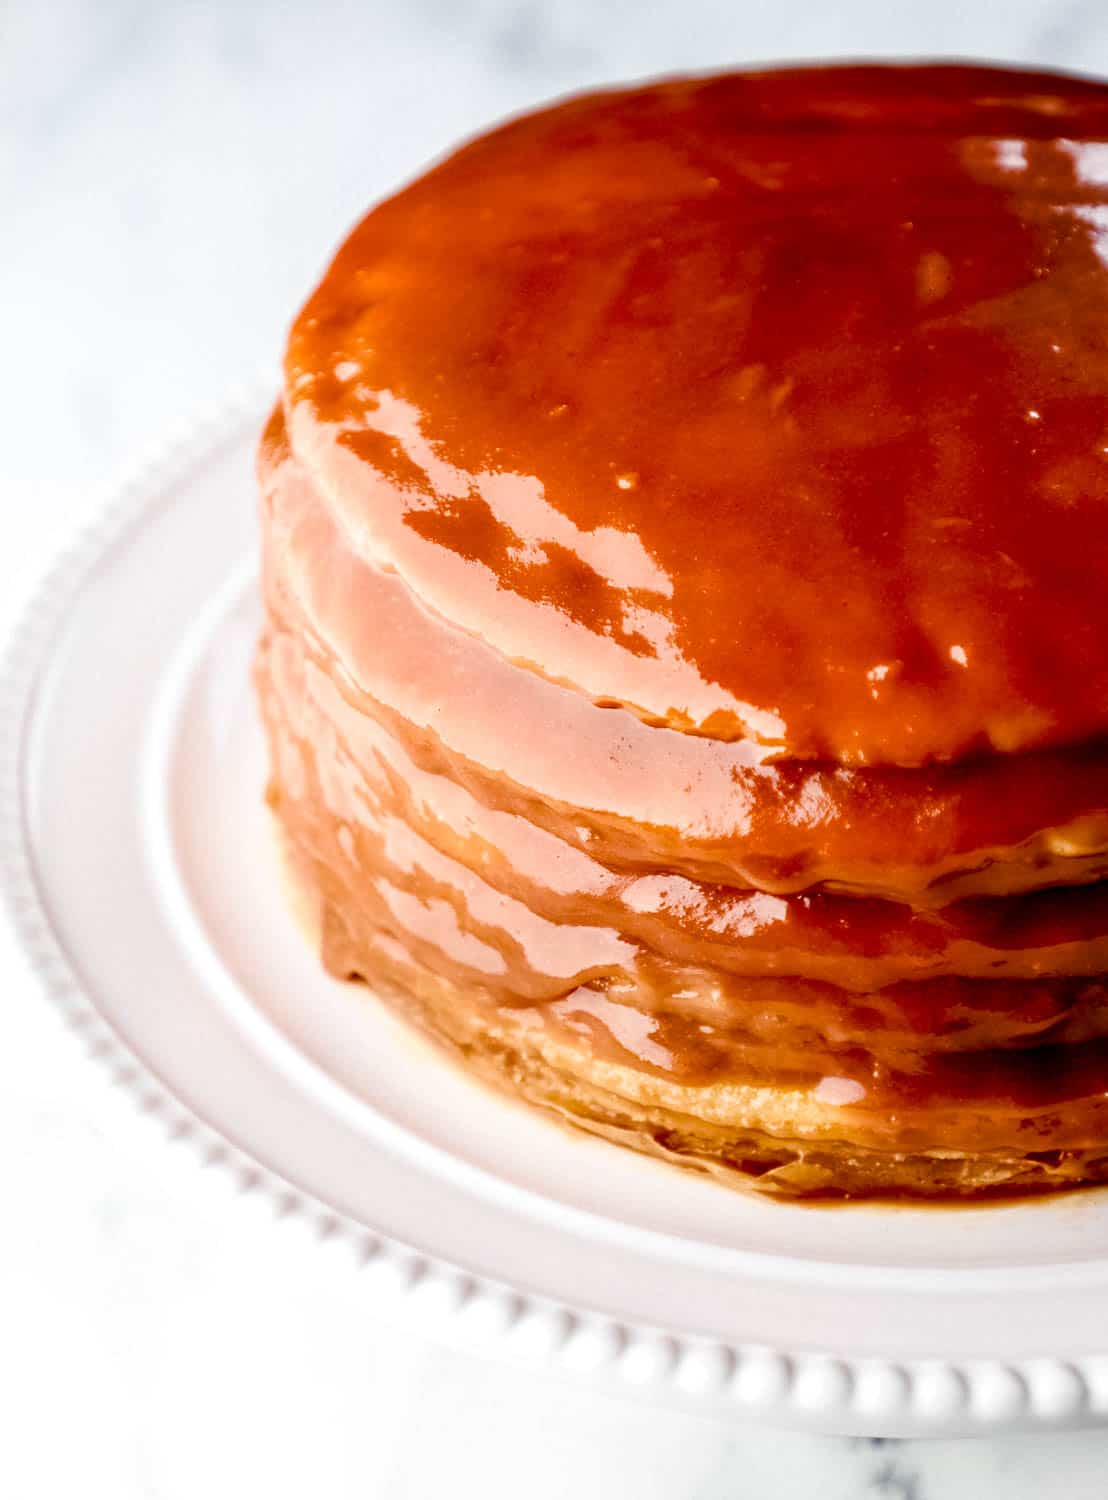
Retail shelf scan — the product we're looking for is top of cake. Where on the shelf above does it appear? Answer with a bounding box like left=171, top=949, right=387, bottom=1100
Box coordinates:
left=284, top=63, right=1108, bottom=767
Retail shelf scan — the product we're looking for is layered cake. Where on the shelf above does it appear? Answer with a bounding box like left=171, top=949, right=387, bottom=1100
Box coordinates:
left=257, top=63, right=1108, bottom=1198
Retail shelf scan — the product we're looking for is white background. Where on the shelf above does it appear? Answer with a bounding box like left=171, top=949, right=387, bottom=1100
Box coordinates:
left=7, top=2, right=1108, bottom=1495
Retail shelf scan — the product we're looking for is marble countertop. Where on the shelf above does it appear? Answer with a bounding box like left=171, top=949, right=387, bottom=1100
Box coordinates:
left=7, top=2, right=1108, bottom=1494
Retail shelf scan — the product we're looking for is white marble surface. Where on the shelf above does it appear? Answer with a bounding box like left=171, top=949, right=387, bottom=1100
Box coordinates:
left=7, top=2, right=1108, bottom=1495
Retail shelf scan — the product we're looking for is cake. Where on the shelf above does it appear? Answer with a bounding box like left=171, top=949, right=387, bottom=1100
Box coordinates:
left=256, top=62, right=1108, bottom=1198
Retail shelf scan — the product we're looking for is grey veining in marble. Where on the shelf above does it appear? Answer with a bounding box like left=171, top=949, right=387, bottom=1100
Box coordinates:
left=8, top=2, right=1108, bottom=1495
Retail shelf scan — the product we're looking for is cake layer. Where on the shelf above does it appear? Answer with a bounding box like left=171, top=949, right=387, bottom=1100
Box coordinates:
left=258, top=630, right=1108, bottom=1115
left=273, top=820, right=1108, bottom=1200
left=260, top=621, right=1108, bottom=990
left=286, top=64, right=1108, bottom=766
left=261, top=411, right=1108, bottom=906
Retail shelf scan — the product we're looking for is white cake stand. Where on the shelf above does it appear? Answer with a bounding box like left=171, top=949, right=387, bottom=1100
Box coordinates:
left=5, top=389, right=1108, bottom=1437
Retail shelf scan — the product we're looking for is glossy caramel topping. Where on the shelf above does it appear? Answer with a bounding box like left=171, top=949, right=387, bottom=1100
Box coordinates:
left=287, top=64, right=1108, bottom=766
left=260, top=412, right=1108, bottom=903
left=261, top=610, right=1108, bottom=988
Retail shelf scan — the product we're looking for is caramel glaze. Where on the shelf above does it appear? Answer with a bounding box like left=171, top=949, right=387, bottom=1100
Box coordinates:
left=259, top=63, right=1108, bottom=1190
left=286, top=64, right=1108, bottom=768
left=265, top=631, right=1108, bottom=990
left=261, top=411, right=1108, bottom=906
